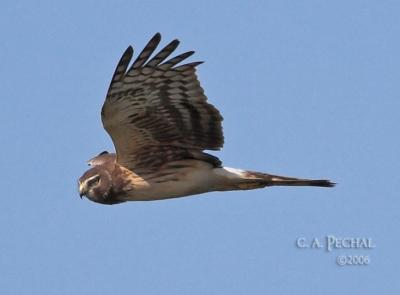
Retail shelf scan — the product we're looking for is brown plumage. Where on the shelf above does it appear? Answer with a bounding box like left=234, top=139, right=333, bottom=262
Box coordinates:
left=78, top=33, right=335, bottom=205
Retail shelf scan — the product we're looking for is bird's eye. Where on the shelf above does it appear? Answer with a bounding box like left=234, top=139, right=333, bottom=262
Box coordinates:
left=87, top=175, right=101, bottom=186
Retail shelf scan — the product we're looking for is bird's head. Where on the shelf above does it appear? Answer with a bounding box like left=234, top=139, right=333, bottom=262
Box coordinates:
left=78, top=166, right=113, bottom=204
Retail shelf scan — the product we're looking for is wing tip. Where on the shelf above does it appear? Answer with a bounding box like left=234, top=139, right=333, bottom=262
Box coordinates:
left=120, top=46, right=134, bottom=62
left=152, top=32, right=162, bottom=43
left=123, top=46, right=134, bottom=59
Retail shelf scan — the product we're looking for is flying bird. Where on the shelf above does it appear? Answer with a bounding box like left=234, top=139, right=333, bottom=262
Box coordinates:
left=78, top=33, right=334, bottom=205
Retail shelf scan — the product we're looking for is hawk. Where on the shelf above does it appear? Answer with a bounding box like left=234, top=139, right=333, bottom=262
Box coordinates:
left=78, top=33, right=334, bottom=205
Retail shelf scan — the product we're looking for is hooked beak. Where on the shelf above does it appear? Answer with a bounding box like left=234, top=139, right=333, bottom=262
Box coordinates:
left=78, top=182, right=86, bottom=199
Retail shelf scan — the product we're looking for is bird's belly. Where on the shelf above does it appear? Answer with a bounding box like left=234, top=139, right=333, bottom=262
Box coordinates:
left=122, top=163, right=217, bottom=201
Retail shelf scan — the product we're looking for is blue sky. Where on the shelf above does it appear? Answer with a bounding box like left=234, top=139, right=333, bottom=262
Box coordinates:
left=1, top=0, right=399, bottom=294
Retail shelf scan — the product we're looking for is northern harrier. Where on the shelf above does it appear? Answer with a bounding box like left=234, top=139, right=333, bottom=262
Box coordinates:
left=78, top=33, right=334, bottom=205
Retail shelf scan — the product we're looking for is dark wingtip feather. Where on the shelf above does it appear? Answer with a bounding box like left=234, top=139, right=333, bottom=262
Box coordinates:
left=151, top=32, right=162, bottom=45
left=106, top=45, right=134, bottom=94
left=126, top=45, right=134, bottom=54
left=119, top=46, right=134, bottom=64
left=159, top=51, right=197, bottom=69
left=171, top=39, right=179, bottom=45
left=190, top=61, right=204, bottom=67
left=184, top=51, right=195, bottom=59
left=147, top=38, right=181, bottom=67
left=129, top=33, right=162, bottom=70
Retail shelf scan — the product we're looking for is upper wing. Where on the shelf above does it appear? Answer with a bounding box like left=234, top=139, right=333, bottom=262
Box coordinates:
left=101, top=33, right=224, bottom=173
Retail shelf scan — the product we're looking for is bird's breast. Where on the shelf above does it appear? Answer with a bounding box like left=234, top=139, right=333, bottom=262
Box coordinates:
left=118, top=160, right=218, bottom=201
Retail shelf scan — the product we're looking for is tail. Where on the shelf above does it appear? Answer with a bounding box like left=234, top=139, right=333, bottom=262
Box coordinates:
left=244, top=171, right=335, bottom=188
left=213, top=167, right=335, bottom=191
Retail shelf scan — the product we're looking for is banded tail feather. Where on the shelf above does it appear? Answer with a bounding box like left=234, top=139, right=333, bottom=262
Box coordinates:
left=214, top=167, right=335, bottom=191
left=244, top=171, right=335, bottom=188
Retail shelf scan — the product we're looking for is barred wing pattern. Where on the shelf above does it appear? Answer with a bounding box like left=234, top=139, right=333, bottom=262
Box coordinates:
left=101, top=33, right=224, bottom=174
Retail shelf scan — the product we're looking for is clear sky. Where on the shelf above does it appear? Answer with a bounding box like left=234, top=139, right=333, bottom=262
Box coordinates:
left=1, top=0, right=399, bottom=294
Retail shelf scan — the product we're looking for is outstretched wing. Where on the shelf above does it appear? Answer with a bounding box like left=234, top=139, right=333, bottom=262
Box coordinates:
left=101, top=33, right=224, bottom=174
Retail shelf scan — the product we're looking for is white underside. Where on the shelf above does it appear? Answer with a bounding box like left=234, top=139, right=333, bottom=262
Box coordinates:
left=122, top=162, right=247, bottom=201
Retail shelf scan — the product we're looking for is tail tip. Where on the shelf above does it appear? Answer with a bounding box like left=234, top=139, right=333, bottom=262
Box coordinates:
left=312, top=180, right=336, bottom=187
